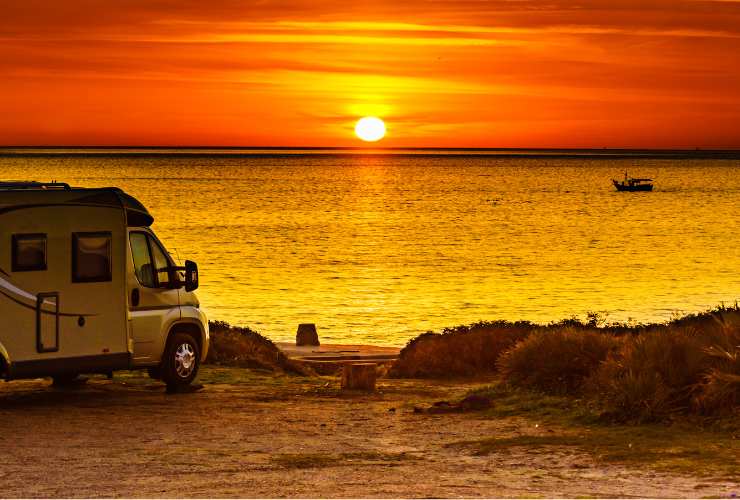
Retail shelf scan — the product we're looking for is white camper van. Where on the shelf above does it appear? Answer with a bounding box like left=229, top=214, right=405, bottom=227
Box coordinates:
left=0, top=181, right=209, bottom=389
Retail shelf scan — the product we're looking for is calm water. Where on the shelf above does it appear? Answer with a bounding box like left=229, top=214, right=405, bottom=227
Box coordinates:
left=2, top=151, right=739, bottom=345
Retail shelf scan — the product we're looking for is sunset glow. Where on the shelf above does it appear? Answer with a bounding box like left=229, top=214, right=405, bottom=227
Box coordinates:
left=355, top=117, right=386, bottom=142
left=1, top=1, right=740, bottom=148
left=0, top=2, right=739, bottom=495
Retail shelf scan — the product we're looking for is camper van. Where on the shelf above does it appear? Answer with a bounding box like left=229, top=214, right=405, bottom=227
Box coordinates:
left=0, top=181, right=209, bottom=389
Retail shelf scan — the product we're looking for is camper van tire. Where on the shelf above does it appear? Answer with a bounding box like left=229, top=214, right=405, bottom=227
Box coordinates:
left=161, top=332, right=201, bottom=389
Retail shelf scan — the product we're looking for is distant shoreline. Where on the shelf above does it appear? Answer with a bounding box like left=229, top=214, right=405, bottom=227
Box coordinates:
left=2, top=146, right=740, bottom=160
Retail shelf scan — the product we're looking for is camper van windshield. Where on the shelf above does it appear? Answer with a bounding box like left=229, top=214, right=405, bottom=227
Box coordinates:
left=130, top=232, right=174, bottom=288
left=130, top=232, right=155, bottom=287
left=150, top=239, right=172, bottom=287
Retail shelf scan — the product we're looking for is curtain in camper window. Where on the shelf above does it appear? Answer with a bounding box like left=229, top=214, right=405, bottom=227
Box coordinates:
left=12, top=234, right=47, bottom=271
left=130, top=232, right=155, bottom=287
left=72, top=233, right=112, bottom=283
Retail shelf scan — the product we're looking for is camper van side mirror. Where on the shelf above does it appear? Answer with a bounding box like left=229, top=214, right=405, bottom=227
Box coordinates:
left=184, top=260, right=199, bottom=292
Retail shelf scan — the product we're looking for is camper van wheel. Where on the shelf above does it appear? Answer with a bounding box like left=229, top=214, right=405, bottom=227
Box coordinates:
left=161, top=332, right=201, bottom=389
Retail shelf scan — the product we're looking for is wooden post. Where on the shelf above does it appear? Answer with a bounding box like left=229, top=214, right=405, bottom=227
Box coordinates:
left=296, top=323, right=320, bottom=346
left=341, top=363, right=377, bottom=391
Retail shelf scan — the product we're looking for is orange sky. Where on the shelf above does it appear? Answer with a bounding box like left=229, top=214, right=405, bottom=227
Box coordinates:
left=2, top=0, right=740, bottom=148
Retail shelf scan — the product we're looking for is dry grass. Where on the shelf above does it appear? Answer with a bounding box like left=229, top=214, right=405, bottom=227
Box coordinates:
left=587, top=314, right=740, bottom=422
left=588, top=321, right=740, bottom=421
left=387, top=321, right=534, bottom=378
left=205, top=305, right=739, bottom=419
left=450, top=429, right=740, bottom=480
left=387, top=312, right=652, bottom=379
left=695, top=343, right=740, bottom=414
left=390, top=305, right=740, bottom=420
left=464, top=383, right=740, bottom=479
left=497, top=327, right=622, bottom=394
left=586, top=328, right=706, bottom=422
left=205, top=321, right=312, bottom=375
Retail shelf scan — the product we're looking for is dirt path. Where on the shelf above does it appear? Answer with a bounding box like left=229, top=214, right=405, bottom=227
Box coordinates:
left=0, top=368, right=736, bottom=498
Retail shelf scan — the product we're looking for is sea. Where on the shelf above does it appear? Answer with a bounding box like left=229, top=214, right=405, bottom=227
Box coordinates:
left=2, top=148, right=739, bottom=345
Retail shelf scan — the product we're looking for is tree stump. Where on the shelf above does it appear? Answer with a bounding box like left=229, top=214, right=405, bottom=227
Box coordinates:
left=341, top=363, right=377, bottom=391
left=296, top=323, right=320, bottom=346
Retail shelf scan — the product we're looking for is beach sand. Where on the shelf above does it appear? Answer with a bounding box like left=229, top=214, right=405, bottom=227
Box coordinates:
left=0, top=367, right=735, bottom=498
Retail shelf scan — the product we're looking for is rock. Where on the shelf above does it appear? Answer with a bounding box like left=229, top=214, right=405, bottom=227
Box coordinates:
left=296, top=323, right=320, bottom=346
left=413, top=395, right=493, bottom=414
left=427, top=401, right=458, bottom=414
left=458, top=394, right=492, bottom=411
left=341, top=363, right=377, bottom=391
left=433, top=401, right=453, bottom=407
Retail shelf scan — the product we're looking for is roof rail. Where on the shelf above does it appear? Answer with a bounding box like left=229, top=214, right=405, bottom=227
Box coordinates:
left=0, top=181, right=72, bottom=190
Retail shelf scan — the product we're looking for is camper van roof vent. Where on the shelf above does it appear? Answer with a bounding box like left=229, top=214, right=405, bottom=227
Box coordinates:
left=0, top=181, right=72, bottom=191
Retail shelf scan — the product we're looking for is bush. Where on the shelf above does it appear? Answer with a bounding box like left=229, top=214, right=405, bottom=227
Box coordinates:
left=389, top=306, right=740, bottom=420
left=497, top=327, right=621, bottom=395
left=388, top=311, right=654, bottom=380
left=693, top=325, right=740, bottom=415
left=206, top=321, right=312, bottom=375
left=387, top=321, right=534, bottom=378
left=587, top=324, right=740, bottom=421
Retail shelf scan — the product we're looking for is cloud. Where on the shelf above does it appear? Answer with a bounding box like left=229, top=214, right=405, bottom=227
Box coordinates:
left=1, top=0, right=739, bottom=146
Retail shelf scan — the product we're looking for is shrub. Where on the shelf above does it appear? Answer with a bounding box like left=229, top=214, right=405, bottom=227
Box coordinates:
left=586, top=356, right=674, bottom=423
left=587, top=324, right=740, bottom=421
left=206, top=321, right=312, bottom=375
left=387, top=321, right=534, bottom=378
left=497, top=327, right=621, bottom=395
left=692, top=325, right=740, bottom=415
left=388, top=306, right=739, bottom=420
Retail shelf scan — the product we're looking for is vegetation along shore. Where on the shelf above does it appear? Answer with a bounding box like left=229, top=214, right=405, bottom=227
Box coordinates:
left=209, top=304, right=740, bottom=422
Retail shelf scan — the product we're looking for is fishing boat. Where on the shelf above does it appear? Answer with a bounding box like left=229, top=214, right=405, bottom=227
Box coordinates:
left=612, top=172, right=653, bottom=192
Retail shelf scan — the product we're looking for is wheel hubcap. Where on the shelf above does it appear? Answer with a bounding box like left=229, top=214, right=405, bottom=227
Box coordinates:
left=174, top=343, right=196, bottom=378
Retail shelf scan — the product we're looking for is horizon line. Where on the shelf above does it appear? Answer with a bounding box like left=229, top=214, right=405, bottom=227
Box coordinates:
left=3, top=146, right=740, bottom=160
left=2, top=145, right=740, bottom=152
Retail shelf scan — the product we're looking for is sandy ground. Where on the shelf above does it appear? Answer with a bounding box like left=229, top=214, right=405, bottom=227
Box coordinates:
left=0, top=368, right=737, bottom=498
left=275, top=343, right=400, bottom=359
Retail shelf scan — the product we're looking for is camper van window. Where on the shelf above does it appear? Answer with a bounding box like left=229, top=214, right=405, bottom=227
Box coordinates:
left=149, top=239, right=172, bottom=287
left=12, top=234, right=47, bottom=272
left=130, top=232, right=156, bottom=287
left=72, top=232, right=112, bottom=283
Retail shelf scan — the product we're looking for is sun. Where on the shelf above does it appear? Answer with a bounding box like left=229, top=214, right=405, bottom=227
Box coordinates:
left=355, top=117, right=386, bottom=142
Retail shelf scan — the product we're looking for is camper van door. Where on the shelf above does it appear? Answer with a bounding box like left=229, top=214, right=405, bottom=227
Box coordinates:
left=127, top=230, right=181, bottom=363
